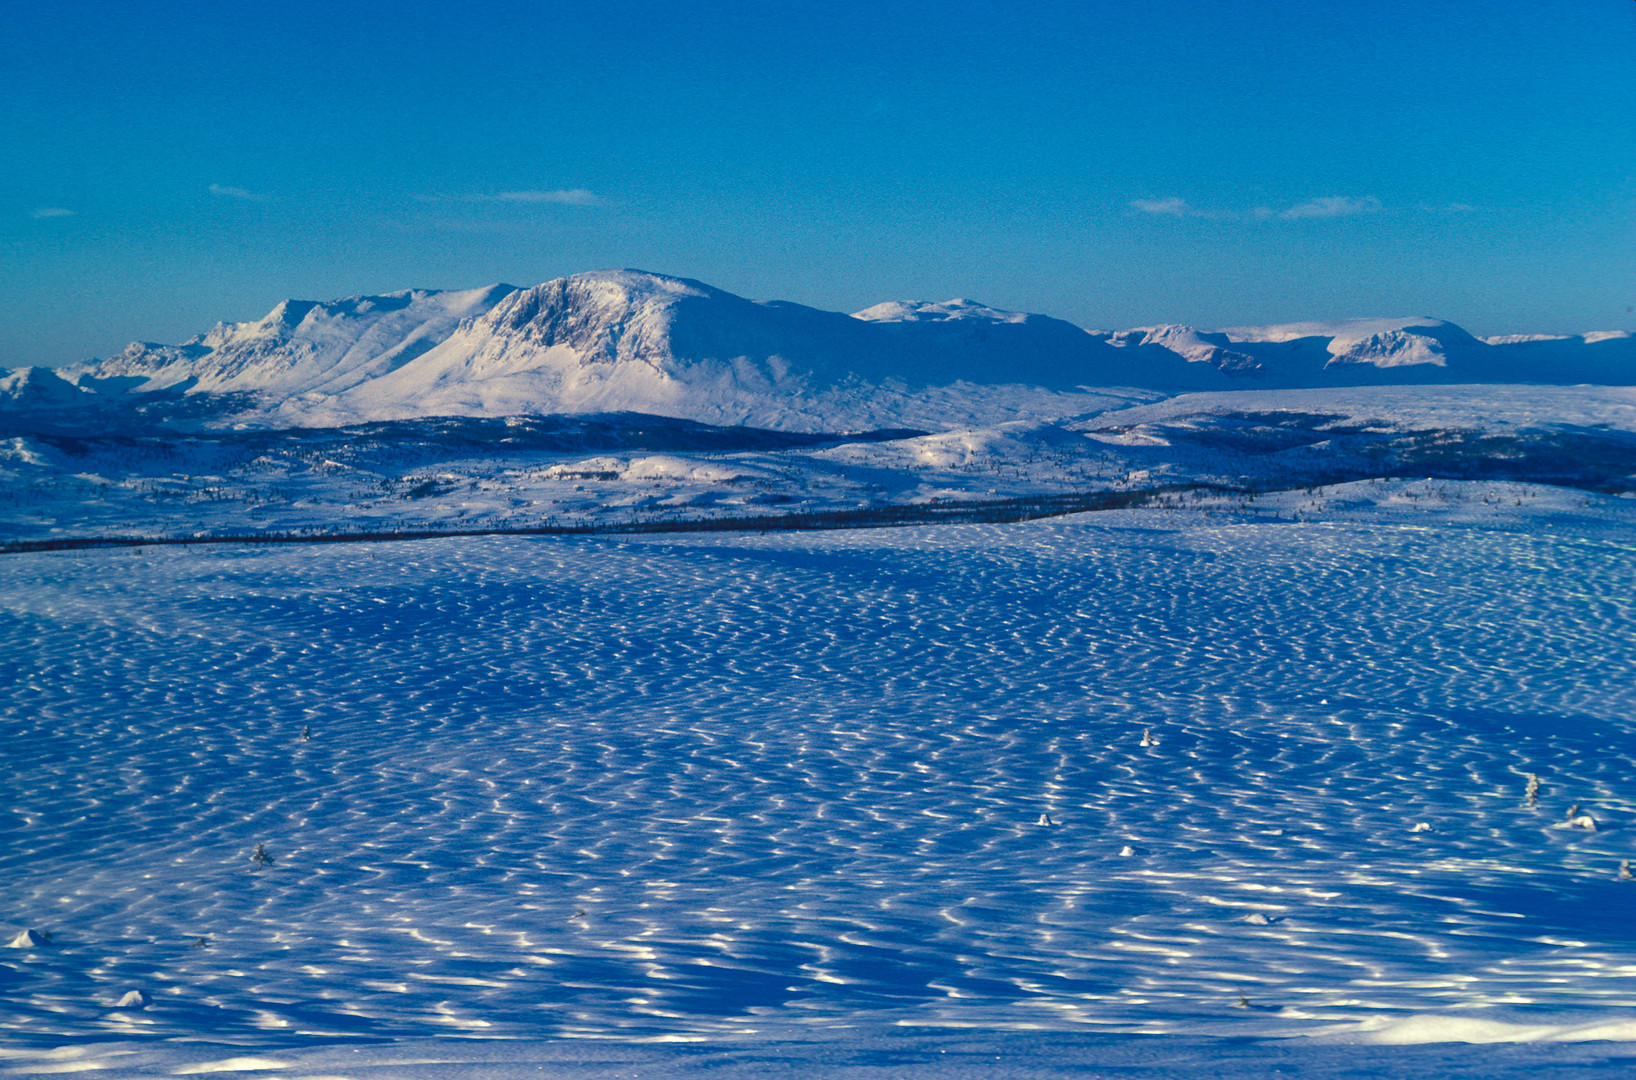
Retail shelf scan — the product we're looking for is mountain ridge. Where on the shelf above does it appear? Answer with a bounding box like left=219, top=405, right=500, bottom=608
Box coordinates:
left=7, top=269, right=1632, bottom=432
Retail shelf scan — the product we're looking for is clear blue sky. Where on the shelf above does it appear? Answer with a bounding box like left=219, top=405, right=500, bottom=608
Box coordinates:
left=4, top=0, right=1635, bottom=365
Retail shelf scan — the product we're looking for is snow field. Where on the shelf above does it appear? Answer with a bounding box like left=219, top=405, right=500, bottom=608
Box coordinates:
left=1, top=513, right=1634, bottom=1073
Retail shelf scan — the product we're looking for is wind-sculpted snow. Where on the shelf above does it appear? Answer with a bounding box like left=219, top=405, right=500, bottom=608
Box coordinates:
left=3, top=516, right=1634, bottom=1062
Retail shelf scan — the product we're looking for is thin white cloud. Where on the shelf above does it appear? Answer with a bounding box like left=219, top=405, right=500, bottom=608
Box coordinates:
left=1129, top=196, right=1192, bottom=217
left=1278, top=195, right=1382, bottom=219
left=497, top=189, right=598, bottom=205
left=209, top=184, right=268, bottom=201
left=416, top=189, right=601, bottom=207
left=1128, top=197, right=1237, bottom=220
left=1133, top=195, right=1385, bottom=222
left=31, top=207, right=76, bottom=218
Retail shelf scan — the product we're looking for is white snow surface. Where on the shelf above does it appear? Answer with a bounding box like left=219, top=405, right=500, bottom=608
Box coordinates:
left=1081, top=383, right=1636, bottom=432
left=3, top=500, right=1636, bottom=1076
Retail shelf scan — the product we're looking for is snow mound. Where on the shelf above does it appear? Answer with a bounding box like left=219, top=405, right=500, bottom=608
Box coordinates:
left=852, top=298, right=1034, bottom=324
left=1339, top=1012, right=1636, bottom=1044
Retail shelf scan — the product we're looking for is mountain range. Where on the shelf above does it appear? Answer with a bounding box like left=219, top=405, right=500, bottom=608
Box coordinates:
left=5, top=269, right=1632, bottom=432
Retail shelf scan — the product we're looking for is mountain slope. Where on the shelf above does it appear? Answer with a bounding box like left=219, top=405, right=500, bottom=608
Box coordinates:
left=65, top=284, right=519, bottom=400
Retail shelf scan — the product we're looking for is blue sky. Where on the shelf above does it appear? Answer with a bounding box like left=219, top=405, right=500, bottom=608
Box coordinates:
left=4, top=0, right=1635, bottom=365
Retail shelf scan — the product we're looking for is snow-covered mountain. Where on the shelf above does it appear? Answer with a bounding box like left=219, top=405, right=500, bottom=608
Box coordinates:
left=11, top=270, right=1632, bottom=432
left=67, top=284, right=518, bottom=400
left=0, top=365, right=96, bottom=409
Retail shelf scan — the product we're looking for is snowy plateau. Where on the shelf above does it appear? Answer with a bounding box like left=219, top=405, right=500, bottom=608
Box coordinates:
left=2, top=270, right=1636, bottom=1078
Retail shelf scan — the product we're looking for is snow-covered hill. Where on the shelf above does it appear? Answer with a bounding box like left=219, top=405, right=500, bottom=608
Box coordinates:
left=8, top=270, right=1632, bottom=433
